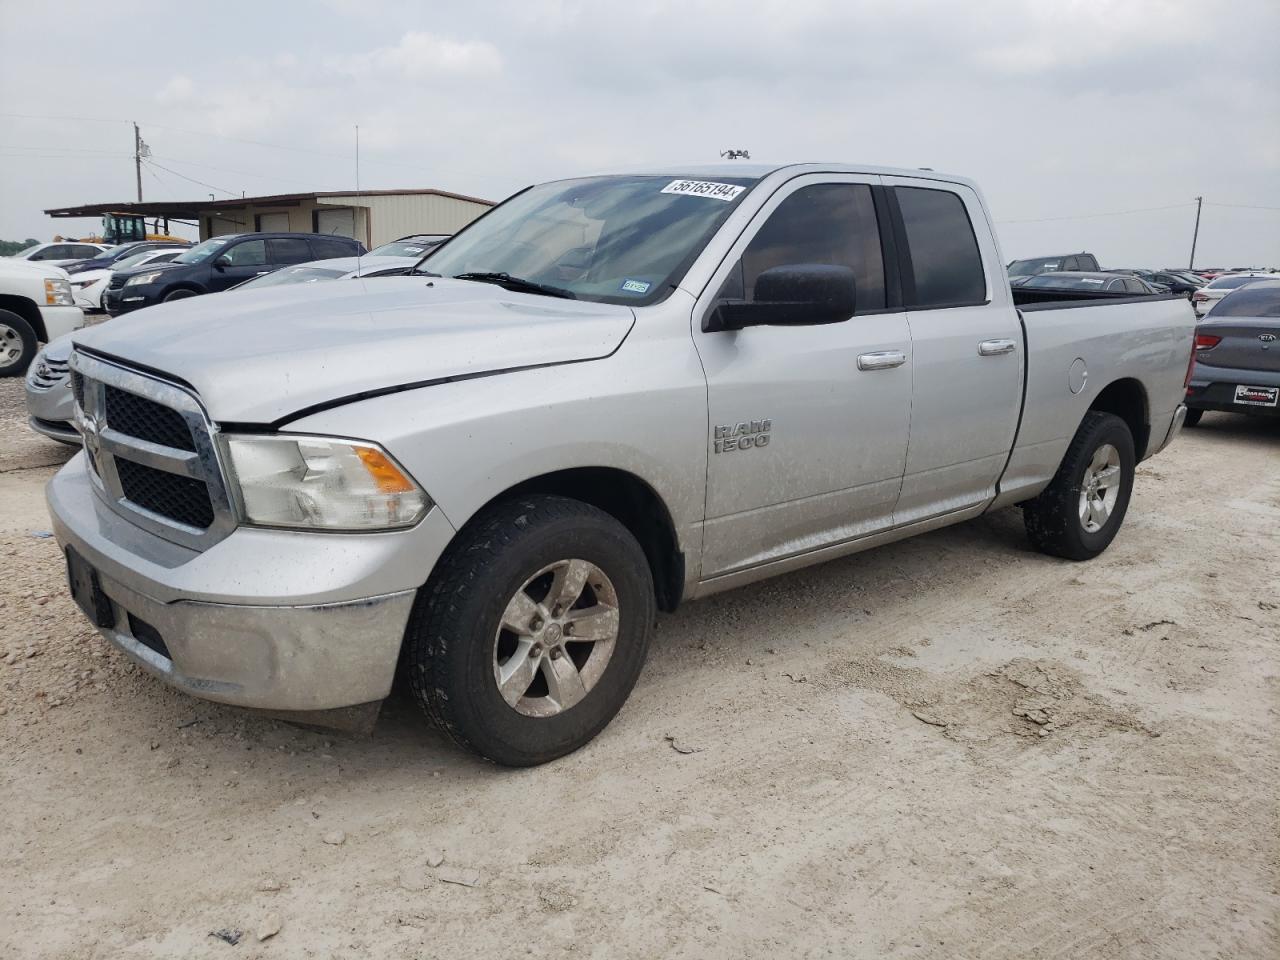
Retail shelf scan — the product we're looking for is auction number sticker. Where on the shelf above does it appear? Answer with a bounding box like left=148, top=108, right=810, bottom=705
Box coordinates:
left=661, top=180, right=745, bottom=202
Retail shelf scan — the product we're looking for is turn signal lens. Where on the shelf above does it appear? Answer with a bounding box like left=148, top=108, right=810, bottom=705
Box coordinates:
left=355, top=445, right=416, bottom=494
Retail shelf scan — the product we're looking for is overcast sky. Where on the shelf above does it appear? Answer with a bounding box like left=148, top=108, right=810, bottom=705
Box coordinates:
left=2, top=0, right=1277, bottom=267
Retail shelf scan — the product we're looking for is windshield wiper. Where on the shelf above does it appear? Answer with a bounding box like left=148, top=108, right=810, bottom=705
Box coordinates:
left=452, top=271, right=577, bottom=300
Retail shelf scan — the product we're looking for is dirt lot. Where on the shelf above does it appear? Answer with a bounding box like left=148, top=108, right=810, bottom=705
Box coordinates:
left=1, top=374, right=1277, bottom=960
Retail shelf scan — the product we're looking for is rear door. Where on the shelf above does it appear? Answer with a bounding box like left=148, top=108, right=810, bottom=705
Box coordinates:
left=693, top=174, right=913, bottom=578
left=267, top=237, right=314, bottom=267
left=883, top=177, right=1024, bottom=524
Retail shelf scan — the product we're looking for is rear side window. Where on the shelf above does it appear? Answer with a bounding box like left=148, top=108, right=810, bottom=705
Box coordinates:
left=312, top=237, right=357, bottom=259
left=268, top=238, right=313, bottom=265
left=224, top=239, right=267, bottom=266
left=730, top=183, right=886, bottom=312
left=895, top=186, right=987, bottom=308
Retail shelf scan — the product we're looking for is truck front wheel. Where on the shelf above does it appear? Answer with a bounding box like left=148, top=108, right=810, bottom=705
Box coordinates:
left=1023, top=411, right=1136, bottom=561
left=404, top=494, right=656, bottom=766
left=0, top=309, right=38, bottom=378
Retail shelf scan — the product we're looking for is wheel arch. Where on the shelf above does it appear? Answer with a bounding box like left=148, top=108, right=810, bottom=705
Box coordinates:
left=0, top=295, right=46, bottom=342
left=461, top=467, right=686, bottom=612
left=1087, top=378, right=1150, bottom=459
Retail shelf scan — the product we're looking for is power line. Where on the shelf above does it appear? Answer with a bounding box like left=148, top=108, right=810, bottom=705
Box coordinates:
left=142, top=158, right=239, bottom=197
left=997, top=203, right=1195, bottom=225
left=147, top=153, right=326, bottom=192
left=1204, top=201, right=1280, bottom=212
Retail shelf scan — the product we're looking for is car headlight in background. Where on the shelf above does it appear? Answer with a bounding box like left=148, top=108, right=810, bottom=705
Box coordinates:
left=225, top=435, right=430, bottom=531
left=124, top=271, right=165, bottom=287
left=43, top=278, right=74, bottom=306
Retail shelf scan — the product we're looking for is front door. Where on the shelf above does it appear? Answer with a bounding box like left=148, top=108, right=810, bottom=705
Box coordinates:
left=693, top=175, right=913, bottom=579
left=882, top=177, right=1024, bottom=524
left=210, top=238, right=270, bottom=291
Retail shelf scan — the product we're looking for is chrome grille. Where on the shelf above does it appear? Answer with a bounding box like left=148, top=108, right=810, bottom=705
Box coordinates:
left=68, top=351, right=237, bottom=551
left=26, top=354, right=70, bottom=392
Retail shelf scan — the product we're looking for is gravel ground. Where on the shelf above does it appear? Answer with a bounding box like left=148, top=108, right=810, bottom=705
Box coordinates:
left=0, top=373, right=1277, bottom=959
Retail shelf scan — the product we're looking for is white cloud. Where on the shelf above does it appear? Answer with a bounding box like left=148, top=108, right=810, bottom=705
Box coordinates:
left=331, top=31, right=503, bottom=80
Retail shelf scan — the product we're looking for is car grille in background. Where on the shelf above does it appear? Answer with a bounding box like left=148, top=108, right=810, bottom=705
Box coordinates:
left=104, top=385, right=196, bottom=451
left=115, top=458, right=216, bottom=529
left=28, top=355, right=71, bottom=392
left=70, top=370, right=85, bottom=406
left=108, top=275, right=128, bottom=290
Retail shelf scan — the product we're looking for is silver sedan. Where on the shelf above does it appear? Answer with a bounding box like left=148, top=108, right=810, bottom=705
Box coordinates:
left=24, top=334, right=78, bottom=444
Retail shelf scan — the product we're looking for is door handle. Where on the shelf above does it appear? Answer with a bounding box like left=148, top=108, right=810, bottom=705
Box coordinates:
left=978, top=339, right=1017, bottom=356
left=857, top=350, right=907, bottom=371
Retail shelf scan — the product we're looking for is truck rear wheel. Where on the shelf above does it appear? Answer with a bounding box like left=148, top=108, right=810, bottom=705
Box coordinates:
left=0, top=309, right=38, bottom=378
left=1023, top=411, right=1135, bottom=561
left=404, top=494, right=655, bottom=766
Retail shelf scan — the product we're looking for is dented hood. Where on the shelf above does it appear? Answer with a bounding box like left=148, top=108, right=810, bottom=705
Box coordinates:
left=71, top=277, right=636, bottom=423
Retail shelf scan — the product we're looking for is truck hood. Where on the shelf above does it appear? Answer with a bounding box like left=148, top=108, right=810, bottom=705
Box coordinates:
left=71, top=277, right=636, bottom=424
left=1, top=258, right=69, bottom=280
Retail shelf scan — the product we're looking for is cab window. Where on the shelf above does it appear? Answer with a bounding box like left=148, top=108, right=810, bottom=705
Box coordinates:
left=724, top=183, right=886, bottom=312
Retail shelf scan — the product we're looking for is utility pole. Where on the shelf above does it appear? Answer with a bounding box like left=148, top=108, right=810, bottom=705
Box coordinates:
left=134, top=122, right=143, bottom=202
left=1189, top=195, right=1202, bottom=269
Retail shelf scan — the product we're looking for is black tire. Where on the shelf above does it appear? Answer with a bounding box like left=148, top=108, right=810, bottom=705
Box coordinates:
left=1183, top=407, right=1204, bottom=427
left=162, top=288, right=197, bottom=302
left=1024, top=411, right=1136, bottom=561
left=0, top=309, right=39, bottom=378
left=404, top=494, right=656, bottom=766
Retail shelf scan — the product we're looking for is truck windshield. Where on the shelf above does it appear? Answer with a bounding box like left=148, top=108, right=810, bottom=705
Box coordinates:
left=417, top=174, right=757, bottom=305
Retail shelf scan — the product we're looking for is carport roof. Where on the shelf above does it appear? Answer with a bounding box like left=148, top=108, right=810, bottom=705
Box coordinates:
left=44, top=188, right=494, bottom=219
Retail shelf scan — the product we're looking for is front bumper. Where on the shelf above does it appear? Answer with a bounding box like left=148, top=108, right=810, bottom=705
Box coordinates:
left=48, top=454, right=457, bottom=712
left=102, top=286, right=153, bottom=316
left=24, top=369, right=77, bottom=443
left=37, top=304, right=85, bottom=342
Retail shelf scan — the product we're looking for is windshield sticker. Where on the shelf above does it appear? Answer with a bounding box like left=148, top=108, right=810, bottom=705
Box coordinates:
left=620, top=278, right=651, bottom=294
left=661, top=180, right=745, bottom=202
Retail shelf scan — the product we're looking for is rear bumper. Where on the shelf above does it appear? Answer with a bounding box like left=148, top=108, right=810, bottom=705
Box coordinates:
left=1187, top=362, right=1280, bottom=417
left=1149, top=404, right=1187, bottom=456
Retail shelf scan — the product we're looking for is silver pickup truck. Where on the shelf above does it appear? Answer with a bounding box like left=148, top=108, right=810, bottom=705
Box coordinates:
left=49, top=163, right=1194, bottom=765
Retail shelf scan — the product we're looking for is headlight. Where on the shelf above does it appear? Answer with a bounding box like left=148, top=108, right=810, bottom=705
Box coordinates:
left=225, top=435, right=430, bottom=531
left=124, top=271, right=165, bottom=287
left=43, top=278, right=74, bottom=306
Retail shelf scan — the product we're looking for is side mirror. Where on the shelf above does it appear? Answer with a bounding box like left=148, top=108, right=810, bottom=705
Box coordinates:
left=213, top=255, right=231, bottom=270
left=706, top=264, right=857, bottom=332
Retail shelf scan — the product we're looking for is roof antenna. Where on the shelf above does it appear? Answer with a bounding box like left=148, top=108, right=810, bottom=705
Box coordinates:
left=354, top=124, right=362, bottom=278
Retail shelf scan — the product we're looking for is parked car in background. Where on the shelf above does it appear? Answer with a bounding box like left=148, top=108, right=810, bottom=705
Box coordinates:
left=1185, top=279, right=1280, bottom=425
left=62, top=240, right=191, bottom=276
left=102, top=232, right=365, bottom=315
left=1007, top=252, right=1102, bottom=278
left=51, top=163, right=1194, bottom=765
left=1137, top=270, right=1204, bottom=297
left=0, top=258, right=84, bottom=377
left=368, top=234, right=450, bottom=258
left=229, top=255, right=419, bottom=291
left=24, top=334, right=77, bottom=443
left=7, top=241, right=109, bottom=266
left=1191, top=273, right=1273, bottom=317
left=70, top=248, right=186, bottom=312
left=1015, top=271, right=1160, bottom=296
